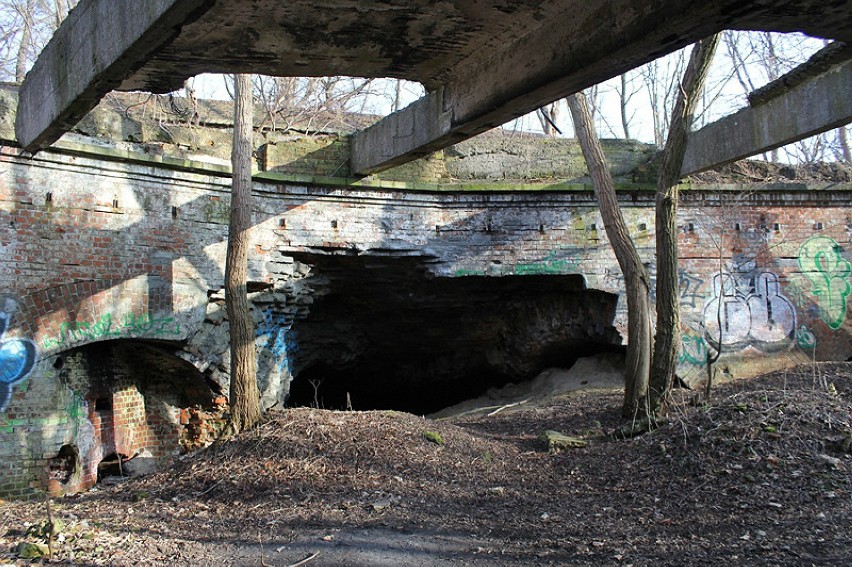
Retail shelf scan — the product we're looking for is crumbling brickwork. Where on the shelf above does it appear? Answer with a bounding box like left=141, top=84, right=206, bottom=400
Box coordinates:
left=1, top=136, right=850, bottom=499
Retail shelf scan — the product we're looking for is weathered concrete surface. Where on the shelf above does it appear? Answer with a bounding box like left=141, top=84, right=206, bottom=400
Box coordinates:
left=349, top=0, right=852, bottom=174
left=1, top=86, right=657, bottom=186
left=682, top=57, right=852, bottom=176
left=17, top=0, right=852, bottom=160
left=15, top=0, right=212, bottom=152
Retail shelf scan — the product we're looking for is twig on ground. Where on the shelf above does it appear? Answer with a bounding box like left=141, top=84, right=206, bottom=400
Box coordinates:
left=197, top=479, right=223, bottom=496
left=288, top=551, right=320, bottom=566
left=487, top=399, right=531, bottom=416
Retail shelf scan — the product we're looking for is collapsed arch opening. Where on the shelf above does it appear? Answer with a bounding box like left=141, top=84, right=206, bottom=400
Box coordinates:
left=284, top=256, right=623, bottom=414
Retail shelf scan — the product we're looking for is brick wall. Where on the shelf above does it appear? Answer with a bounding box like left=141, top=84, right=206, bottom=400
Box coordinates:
left=1, top=143, right=850, bottom=499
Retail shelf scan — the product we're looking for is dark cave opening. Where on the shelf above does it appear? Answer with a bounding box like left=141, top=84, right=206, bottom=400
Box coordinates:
left=284, top=255, right=623, bottom=415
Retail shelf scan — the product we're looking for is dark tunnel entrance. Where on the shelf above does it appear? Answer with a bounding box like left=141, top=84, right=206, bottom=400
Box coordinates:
left=285, top=255, right=623, bottom=415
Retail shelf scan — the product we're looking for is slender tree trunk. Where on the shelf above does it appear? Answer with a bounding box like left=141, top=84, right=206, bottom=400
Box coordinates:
left=226, top=74, right=261, bottom=434
left=619, top=73, right=632, bottom=140
left=648, top=35, right=720, bottom=414
left=567, top=92, right=652, bottom=417
left=839, top=126, right=851, bottom=163
left=15, top=0, right=35, bottom=82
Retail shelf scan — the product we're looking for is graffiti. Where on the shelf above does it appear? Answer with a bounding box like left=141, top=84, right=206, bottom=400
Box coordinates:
left=454, top=267, right=486, bottom=277
left=678, top=270, right=705, bottom=308
left=703, top=271, right=796, bottom=352
left=0, top=388, right=84, bottom=434
left=122, top=313, right=183, bottom=337
left=797, top=236, right=851, bottom=330
left=679, top=333, right=707, bottom=366
left=203, top=197, right=230, bottom=224
left=256, top=309, right=298, bottom=374
left=796, top=325, right=817, bottom=350
left=603, top=263, right=705, bottom=307
left=514, top=250, right=580, bottom=276
left=42, top=313, right=182, bottom=350
left=0, top=298, right=37, bottom=412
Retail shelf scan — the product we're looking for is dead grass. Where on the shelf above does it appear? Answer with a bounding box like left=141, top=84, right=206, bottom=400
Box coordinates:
left=1, top=362, right=850, bottom=565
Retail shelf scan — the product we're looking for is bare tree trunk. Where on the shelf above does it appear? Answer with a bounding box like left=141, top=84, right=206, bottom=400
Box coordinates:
left=15, top=0, right=35, bottom=82
left=567, top=93, right=652, bottom=417
left=226, top=74, right=261, bottom=434
left=648, top=35, right=720, bottom=414
left=52, top=0, right=68, bottom=29
left=839, top=126, right=852, bottom=163
left=619, top=73, right=632, bottom=140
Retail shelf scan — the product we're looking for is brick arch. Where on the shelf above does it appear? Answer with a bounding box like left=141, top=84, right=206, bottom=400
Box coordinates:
left=14, top=276, right=186, bottom=358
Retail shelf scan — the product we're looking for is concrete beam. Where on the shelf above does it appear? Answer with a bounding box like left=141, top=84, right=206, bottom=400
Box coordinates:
left=682, top=59, right=852, bottom=176
left=17, top=0, right=852, bottom=158
left=351, top=0, right=852, bottom=175
left=15, top=0, right=213, bottom=152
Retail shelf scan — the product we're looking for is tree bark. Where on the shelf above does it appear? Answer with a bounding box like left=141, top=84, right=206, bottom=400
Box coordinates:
left=567, top=92, right=652, bottom=417
left=15, top=0, right=35, bottom=82
left=648, top=35, right=720, bottom=414
left=226, top=74, right=261, bottom=434
left=839, top=126, right=851, bottom=163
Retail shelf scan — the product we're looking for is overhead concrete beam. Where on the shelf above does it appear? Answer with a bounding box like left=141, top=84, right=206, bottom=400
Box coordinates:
left=351, top=0, right=852, bottom=175
left=15, top=0, right=213, bottom=152
left=682, top=59, right=852, bottom=176
left=17, top=0, right=852, bottom=159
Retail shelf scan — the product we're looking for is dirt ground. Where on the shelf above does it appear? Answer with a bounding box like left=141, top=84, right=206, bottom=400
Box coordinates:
left=2, top=362, right=851, bottom=566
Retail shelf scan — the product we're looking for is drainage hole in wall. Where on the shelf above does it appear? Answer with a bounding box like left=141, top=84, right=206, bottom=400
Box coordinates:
left=97, top=453, right=130, bottom=481
left=47, top=444, right=80, bottom=485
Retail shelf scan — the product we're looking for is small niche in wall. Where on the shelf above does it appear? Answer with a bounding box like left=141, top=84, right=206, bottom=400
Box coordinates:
left=94, top=397, right=112, bottom=412
left=47, top=444, right=80, bottom=492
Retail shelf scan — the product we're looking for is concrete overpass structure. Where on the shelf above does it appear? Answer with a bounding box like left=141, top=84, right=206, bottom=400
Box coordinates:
left=14, top=0, right=852, bottom=174
left=3, top=1, right=852, bottom=499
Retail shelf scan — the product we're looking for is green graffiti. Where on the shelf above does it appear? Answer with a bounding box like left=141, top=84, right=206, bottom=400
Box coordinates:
left=43, top=314, right=121, bottom=349
left=122, top=313, right=182, bottom=337
left=0, top=388, right=85, bottom=435
left=454, top=268, right=486, bottom=277
left=785, top=277, right=809, bottom=309
left=796, top=324, right=817, bottom=350
left=678, top=334, right=707, bottom=366
left=798, top=236, right=851, bottom=330
left=515, top=250, right=580, bottom=276
left=43, top=313, right=182, bottom=350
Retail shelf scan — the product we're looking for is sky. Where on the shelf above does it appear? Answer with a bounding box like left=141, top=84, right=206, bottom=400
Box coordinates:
left=183, top=31, right=842, bottom=164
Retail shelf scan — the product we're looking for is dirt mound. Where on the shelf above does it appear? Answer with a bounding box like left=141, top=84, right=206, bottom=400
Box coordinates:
left=142, top=408, right=517, bottom=508
left=1, top=363, right=850, bottom=565
left=432, top=353, right=625, bottom=418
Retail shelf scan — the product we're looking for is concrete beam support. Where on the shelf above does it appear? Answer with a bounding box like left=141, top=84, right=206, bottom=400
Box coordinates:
left=351, top=0, right=852, bottom=175
left=15, top=0, right=212, bottom=152
left=682, top=60, right=852, bottom=176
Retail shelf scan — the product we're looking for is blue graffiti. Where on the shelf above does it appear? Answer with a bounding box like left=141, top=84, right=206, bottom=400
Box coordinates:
left=256, top=309, right=299, bottom=373
left=0, top=299, right=37, bottom=412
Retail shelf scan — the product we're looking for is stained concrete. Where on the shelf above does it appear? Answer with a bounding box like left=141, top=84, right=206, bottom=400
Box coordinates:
left=17, top=0, right=852, bottom=168
left=682, top=57, right=852, bottom=175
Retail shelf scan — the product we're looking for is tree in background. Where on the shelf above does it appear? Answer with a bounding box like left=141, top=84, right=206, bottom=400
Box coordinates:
left=647, top=35, right=720, bottom=416
left=0, top=0, right=75, bottom=81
